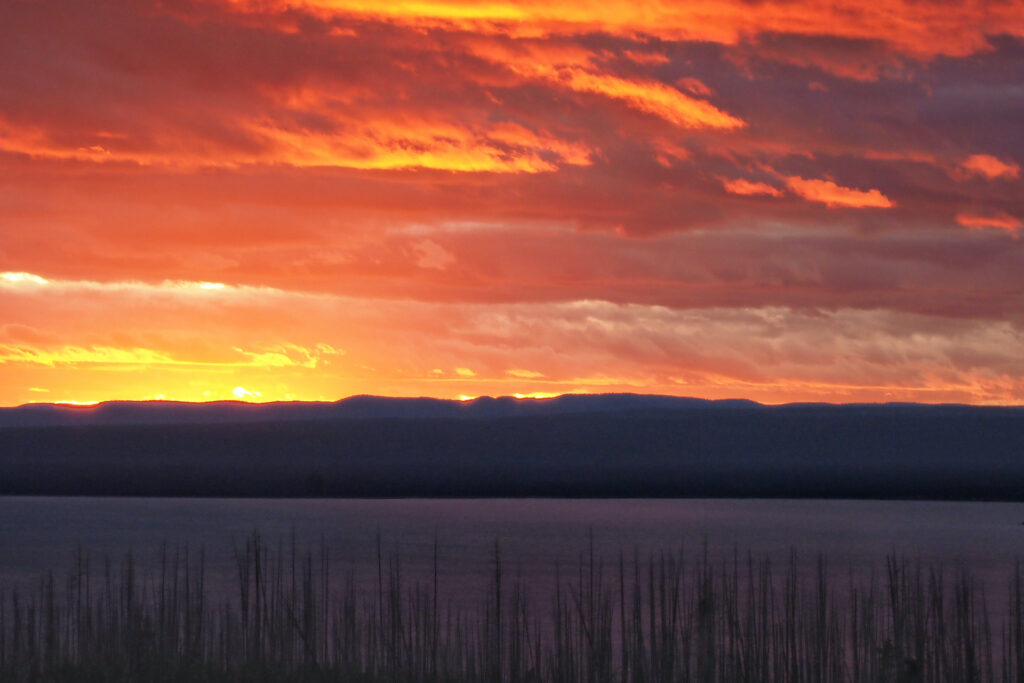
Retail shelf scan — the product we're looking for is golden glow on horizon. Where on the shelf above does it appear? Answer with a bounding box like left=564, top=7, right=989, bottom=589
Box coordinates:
left=30, top=390, right=568, bottom=406
left=0, top=343, right=337, bottom=369
left=2, top=267, right=1023, bottom=405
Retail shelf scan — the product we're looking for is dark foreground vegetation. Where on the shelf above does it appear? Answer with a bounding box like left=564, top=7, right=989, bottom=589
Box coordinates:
left=2, top=535, right=1023, bottom=682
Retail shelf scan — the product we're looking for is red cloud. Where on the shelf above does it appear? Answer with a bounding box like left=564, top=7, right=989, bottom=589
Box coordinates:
left=623, top=50, right=670, bottom=66
left=956, top=212, right=1022, bottom=234
left=959, top=154, right=1020, bottom=180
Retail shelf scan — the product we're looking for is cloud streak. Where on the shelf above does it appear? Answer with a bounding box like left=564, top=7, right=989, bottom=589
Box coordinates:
left=220, top=0, right=1024, bottom=58
left=956, top=212, right=1023, bottom=234
left=784, top=177, right=894, bottom=209
left=721, top=178, right=783, bottom=197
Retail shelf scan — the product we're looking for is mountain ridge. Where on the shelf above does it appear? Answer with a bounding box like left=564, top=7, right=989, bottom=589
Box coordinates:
left=2, top=393, right=1020, bottom=428
left=0, top=393, right=761, bottom=428
left=2, top=393, right=1023, bottom=499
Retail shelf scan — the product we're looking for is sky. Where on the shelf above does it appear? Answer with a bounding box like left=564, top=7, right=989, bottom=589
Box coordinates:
left=0, top=0, right=1022, bottom=406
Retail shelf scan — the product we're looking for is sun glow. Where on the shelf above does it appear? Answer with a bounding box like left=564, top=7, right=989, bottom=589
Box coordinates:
left=1, top=272, right=49, bottom=285
left=514, top=392, right=562, bottom=399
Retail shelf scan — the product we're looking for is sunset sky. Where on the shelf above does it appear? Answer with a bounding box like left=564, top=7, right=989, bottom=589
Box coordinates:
left=1, top=0, right=1022, bottom=406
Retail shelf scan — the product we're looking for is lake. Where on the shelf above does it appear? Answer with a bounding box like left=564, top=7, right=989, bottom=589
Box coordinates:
left=3, top=496, right=1024, bottom=605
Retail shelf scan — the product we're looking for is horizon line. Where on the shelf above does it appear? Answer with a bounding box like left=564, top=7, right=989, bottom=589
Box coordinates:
left=5, top=392, right=1024, bottom=411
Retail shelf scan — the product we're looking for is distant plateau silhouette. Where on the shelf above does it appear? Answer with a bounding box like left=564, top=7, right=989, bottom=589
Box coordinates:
left=1, top=394, right=1022, bottom=500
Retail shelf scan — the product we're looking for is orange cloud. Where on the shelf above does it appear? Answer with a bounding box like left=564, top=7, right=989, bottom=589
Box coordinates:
left=956, top=212, right=1022, bottom=233
left=959, top=154, right=1020, bottom=180
left=785, top=177, right=893, bottom=208
left=554, top=68, right=744, bottom=129
left=465, top=41, right=744, bottom=130
left=721, top=178, right=782, bottom=197
left=252, top=117, right=592, bottom=172
left=0, top=115, right=591, bottom=173
left=220, top=0, right=1024, bottom=60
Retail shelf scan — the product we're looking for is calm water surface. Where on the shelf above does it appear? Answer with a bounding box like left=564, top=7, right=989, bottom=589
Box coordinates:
left=2, top=497, right=1024, bottom=603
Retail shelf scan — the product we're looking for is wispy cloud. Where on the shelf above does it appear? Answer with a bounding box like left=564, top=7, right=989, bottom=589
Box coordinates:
left=956, top=212, right=1022, bottom=234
